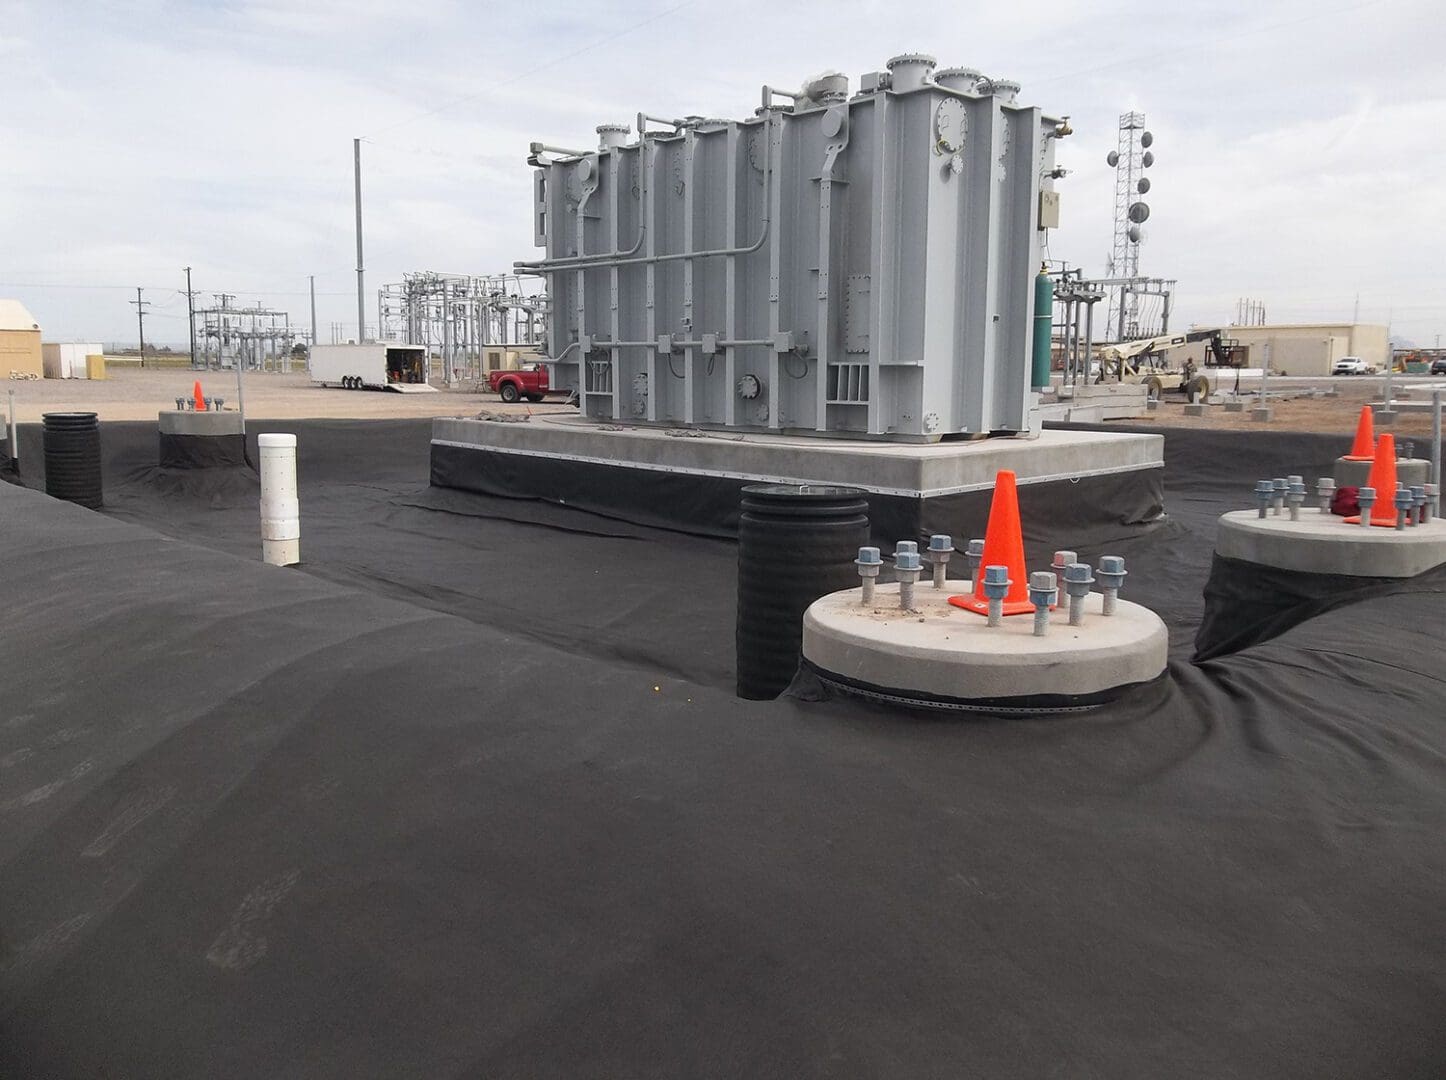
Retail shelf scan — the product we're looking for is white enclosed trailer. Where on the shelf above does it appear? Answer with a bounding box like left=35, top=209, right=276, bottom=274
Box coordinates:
left=308, top=343, right=436, bottom=392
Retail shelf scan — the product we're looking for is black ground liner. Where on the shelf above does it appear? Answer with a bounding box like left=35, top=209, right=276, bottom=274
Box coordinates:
left=0, top=420, right=1443, bottom=1078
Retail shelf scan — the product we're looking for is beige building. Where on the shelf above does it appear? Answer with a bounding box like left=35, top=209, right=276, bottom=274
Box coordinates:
left=1181, top=322, right=1389, bottom=376
left=0, top=299, right=44, bottom=379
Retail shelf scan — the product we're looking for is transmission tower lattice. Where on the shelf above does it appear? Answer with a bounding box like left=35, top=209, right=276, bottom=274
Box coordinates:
left=1106, top=111, right=1155, bottom=340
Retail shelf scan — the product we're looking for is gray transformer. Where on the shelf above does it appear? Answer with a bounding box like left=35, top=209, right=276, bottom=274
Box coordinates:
left=519, top=55, right=1062, bottom=441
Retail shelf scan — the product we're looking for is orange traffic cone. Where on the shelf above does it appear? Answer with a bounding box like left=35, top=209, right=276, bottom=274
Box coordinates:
left=193, top=380, right=206, bottom=411
left=1345, top=433, right=1400, bottom=526
left=1342, top=405, right=1375, bottom=461
left=949, top=470, right=1034, bottom=616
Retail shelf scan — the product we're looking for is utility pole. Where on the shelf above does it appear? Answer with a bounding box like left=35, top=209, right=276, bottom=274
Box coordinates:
left=309, top=275, right=318, bottom=362
left=354, top=137, right=366, bottom=343
left=130, top=288, right=151, bottom=368
left=184, top=267, right=197, bottom=368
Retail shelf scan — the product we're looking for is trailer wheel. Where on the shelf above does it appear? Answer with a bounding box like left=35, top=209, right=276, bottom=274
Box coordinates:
left=499, top=382, right=521, bottom=404
left=1144, top=376, right=1163, bottom=401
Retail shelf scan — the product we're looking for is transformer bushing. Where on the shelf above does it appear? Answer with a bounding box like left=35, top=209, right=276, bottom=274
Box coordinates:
left=927, top=534, right=954, bottom=589
left=1358, top=486, right=1376, bottom=528
left=1028, top=571, right=1057, bottom=637
left=1394, top=486, right=1413, bottom=531
left=1287, top=480, right=1308, bottom=521
left=521, top=59, right=1062, bottom=440
left=1096, top=555, right=1126, bottom=615
left=1316, top=476, right=1336, bottom=512
left=1064, top=562, right=1094, bottom=627
left=1254, top=479, right=1274, bottom=519
left=855, top=545, right=882, bottom=606
left=894, top=541, right=922, bottom=611
left=981, top=565, right=1012, bottom=627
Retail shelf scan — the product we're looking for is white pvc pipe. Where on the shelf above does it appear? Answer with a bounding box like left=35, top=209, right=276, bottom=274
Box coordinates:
left=258, top=432, right=299, bottom=566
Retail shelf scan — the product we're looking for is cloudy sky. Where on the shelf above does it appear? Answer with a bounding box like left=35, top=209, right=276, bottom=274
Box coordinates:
left=1, top=0, right=1439, bottom=346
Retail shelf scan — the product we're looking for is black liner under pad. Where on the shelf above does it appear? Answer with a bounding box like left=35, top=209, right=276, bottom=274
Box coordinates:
left=0, top=420, right=1443, bottom=1078
left=429, top=436, right=1166, bottom=543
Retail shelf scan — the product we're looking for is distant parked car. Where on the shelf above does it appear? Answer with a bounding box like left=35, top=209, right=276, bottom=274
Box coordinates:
left=1431, top=357, right=1446, bottom=376
left=1333, top=356, right=1371, bottom=376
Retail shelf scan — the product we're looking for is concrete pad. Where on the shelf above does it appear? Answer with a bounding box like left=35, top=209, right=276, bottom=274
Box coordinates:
left=1223, top=401, right=1245, bottom=413
left=432, top=413, right=1164, bottom=500
left=158, top=410, right=244, bottom=436
left=1375, top=409, right=1398, bottom=427
left=1145, top=400, right=1159, bottom=412
left=802, top=582, right=1167, bottom=707
left=1215, top=509, right=1446, bottom=577
left=1183, top=403, right=1207, bottom=417
left=1334, top=456, right=1430, bottom=490
left=1250, top=408, right=1273, bottom=422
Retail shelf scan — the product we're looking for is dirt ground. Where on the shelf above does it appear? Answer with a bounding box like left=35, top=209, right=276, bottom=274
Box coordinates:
left=2, top=367, right=571, bottom=423
left=1130, top=376, right=1444, bottom=439
left=4, top=365, right=1441, bottom=438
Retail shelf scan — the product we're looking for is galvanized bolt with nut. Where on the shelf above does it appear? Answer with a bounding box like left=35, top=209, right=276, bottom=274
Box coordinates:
left=1029, top=571, right=1057, bottom=637
left=1357, top=486, right=1376, bottom=528
left=1096, top=555, right=1127, bottom=615
left=964, top=538, right=985, bottom=583
left=1287, top=479, right=1308, bottom=521
left=1316, top=476, right=1336, bottom=512
left=981, top=564, right=1012, bottom=627
left=927, top=534, right=954, bottom=589
left=1394, top=485, right=1413, bottom=531
left=1052, top=550, right=1078, bottom=576
left=1271, top=477, right=1288, bottom=515
left=894, top=541, right=922, bottom=611
left=1410, top=485, right=1426, bottom=526
left=1063, top=563, right=1094, bottom=627
left=1254, top=480, right=1274, bottom=519
left=855, top=546, right=882, bottom=606
left=1425, top=483, right=1439, bottom=524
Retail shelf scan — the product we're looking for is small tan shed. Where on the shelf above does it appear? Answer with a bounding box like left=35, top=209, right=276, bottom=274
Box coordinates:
left=0, top=300, right=44, bottom=379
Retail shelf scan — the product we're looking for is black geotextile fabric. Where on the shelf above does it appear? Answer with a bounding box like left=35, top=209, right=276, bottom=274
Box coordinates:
left=158, top=431, right=249, bottom=470
left=1, top=420, right=1444, bottom=1078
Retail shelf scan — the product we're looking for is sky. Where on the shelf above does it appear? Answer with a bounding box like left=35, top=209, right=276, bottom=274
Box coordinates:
left=1, top=0, right=1441, bottom=347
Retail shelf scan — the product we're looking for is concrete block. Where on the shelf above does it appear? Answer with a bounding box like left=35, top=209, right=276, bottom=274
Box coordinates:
left=1146, top=400, right=1159, bottom=412
left=1374, top=409, right=1398, bottom=427
left=802, top=583, right=1167, bottom=706
left=1223, top=401, right=1245, bottom=413
left=1250, top=408, right=1273, bottom=422
left=1183, top=403, right=1207, bottom=418
left=158, top=410, right=244, bottom=437
left=1215, top=510, right=1446, bottom=578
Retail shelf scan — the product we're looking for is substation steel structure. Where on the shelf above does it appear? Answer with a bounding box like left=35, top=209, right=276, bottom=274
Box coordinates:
left=520, top=55, right=1068, bottom=441
left=195, top=295, right=301, bottom=371
left=378, top=273, right=547, bottom=384
left=1106, top=111, right=1168, bottom=342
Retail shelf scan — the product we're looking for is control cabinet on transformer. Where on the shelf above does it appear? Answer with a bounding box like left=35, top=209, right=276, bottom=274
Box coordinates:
left=519, top=55, right=1063, bottom=441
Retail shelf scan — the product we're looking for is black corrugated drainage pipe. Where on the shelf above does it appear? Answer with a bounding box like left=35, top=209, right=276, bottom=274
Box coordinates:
left=42, top=412, right=103, bottom=509
left=736, top=483, right=869, bottom=700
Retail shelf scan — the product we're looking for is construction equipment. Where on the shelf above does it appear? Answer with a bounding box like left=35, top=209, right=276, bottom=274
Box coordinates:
left=1095, top=328, right=1232, bottom=401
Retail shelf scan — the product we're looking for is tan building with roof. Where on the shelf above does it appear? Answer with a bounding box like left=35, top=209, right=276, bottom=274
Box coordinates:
left=0, top=300, right=44, bottom=379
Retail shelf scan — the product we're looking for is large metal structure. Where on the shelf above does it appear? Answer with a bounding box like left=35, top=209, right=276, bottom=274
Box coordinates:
left=520, top=56, right=1065, bottom=440
left=1106, top=112, right=1160, bottom=341
left=195, top=295, right=300, bottom=371
left=377, top=273, right=546, bottom=384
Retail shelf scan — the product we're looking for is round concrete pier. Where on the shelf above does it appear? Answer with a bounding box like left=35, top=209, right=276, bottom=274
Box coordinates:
left=1215, top=510, right=1446, bottom=577
left=802, top=583, right=1167, bottom=712
left=158, top=409, right=245, bottom=468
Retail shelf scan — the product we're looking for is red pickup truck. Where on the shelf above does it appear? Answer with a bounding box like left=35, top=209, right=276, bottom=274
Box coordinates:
left=487, top=364, right=550, bottom=403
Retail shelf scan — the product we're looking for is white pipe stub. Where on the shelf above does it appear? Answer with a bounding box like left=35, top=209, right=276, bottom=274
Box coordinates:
left=258, top=432, right=300, bottom=566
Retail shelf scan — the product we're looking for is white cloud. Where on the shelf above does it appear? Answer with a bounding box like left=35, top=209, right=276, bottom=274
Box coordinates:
left=0, top=0, right=1438, bottom=343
